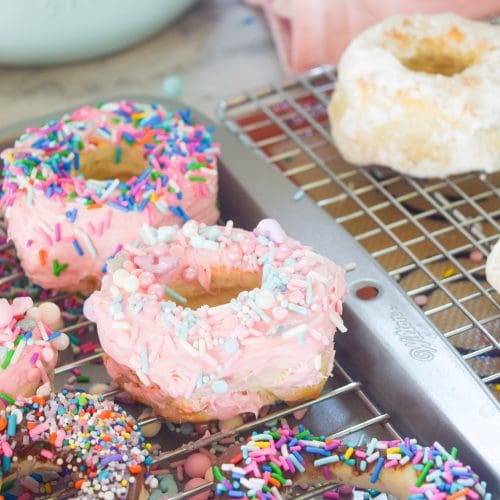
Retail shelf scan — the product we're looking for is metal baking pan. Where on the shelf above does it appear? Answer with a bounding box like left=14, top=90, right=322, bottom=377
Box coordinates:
left=0, top=97, right=498, bottom=497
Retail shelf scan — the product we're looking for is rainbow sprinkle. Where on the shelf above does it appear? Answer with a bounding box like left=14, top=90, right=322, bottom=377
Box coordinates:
left=0, top=391, right=154, bottom=497
left=215, top=425, right=492, bottom=499
left=0, top=101, right=219, bottom=218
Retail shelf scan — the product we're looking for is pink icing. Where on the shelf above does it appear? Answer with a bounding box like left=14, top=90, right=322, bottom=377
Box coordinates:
left=1, top=101, right=219, bottom=290
left=0, top=298, right=68, bottom=401
left=87, top=220, right=347, bottom=421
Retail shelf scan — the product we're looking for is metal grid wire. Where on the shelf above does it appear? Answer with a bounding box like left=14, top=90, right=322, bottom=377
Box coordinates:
left=216, top=66, right=500, bottom=402
left=0, top=215, right=398, bottom=498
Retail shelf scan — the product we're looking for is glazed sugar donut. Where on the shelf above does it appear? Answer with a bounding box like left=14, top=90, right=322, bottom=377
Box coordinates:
left=1, top=101, right=219, bottom=292
left=215, top=424, right=493, bottom=499
left=0, top=297, right=68, bottom=405
left=329, top=14, right=500, bottom=178
left=85, top=219, right=347, bottom=423
left=0, top=391, right=155, bottom=499
left=486, top=238, right=500, bottom=293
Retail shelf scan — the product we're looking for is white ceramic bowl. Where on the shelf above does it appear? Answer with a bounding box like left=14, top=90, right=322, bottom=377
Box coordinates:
left=0, top=0, right=199, bottom=66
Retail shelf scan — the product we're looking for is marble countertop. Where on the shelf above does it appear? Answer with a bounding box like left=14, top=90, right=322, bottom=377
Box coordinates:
left=0, top=0, right=284, bottom=128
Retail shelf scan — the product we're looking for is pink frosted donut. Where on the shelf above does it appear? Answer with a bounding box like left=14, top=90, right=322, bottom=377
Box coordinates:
left=1, top=101, right=219, bottom=292
left=0, top=297, right=69, bottom=405
left=85, top=219, right=347, bottom=423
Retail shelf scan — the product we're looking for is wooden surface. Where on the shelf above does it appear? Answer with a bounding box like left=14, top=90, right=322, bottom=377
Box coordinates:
left=0, top=0, right=283, bottom=127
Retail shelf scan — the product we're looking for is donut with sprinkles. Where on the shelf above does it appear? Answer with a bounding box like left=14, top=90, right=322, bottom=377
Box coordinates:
left=214, top=424, right=493, bottom=499
left=0, top=391, right=155, bottom=498
left=0, top=297, right=68, bottom=405
left=1, top=101, right=220, bottom=292
left=84, top=219, right=347, bottom=423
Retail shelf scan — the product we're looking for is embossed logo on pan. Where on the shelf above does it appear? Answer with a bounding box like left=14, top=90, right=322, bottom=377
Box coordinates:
left=390, top=307, right=436, bottom=361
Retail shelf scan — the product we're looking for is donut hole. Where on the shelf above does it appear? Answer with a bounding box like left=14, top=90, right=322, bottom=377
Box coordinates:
left=385, top=27, right=489, bottom=76
left=168, top=269, right=262, bottom=309
left=77, top=143, right=148, bottom=182
left=400, top=46, right=476, bottom=76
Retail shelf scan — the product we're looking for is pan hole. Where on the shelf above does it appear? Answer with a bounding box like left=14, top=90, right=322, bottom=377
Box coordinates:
left=351, top=280, right=381, bottom=301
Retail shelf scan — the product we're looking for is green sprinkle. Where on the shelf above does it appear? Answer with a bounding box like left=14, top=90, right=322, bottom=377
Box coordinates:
left=78, top=395, right=88, bottom=407
left=268, top=431, right=281, bottom=439
left=111, top=117, right=121, bottom=124
left=271, top=473, right=286, bottom=485
left=68, top=191, right=77, bottom=200
left=269, top=462, right=283, bottom=475
left=122, top=135, right=134, bottom=146
left=164, top=285, right=187, bottom=304
left=187, top=162, right=206, bottom=171
left=96, top=101, right=104, bottom=108
left=415, top=461, right=434, bottom=487
left=151, top=171, right=162, bottom=180
left=115, top=146, right=123, bottom=164
left=213, top=465, right=223, bottom=482
left=295, top=430, right=310, bottom=440
left=451, top=447, right=458, bottom=459
left=1, top=350, right=14, bottom=369
left=52, top=259, right=69, bottom=277
left=0, top=392, right=15, bottom=404
left=76, top=375, right=90, bottom=383
left=14, top=334, right=24, bottom=346
left=0, top=479, right=15, bottom=492
left=68, top=333, right=80, bottom=346
left=189, top=176, right=206, bottom=182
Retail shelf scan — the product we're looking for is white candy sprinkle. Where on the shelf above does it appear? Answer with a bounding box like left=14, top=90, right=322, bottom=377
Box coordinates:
left=255, top=290, right=275, bottom=310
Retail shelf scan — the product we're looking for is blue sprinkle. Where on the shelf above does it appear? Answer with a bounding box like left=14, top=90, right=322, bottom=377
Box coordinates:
left=370, top=457, right=385, bottom=483
left=7, top=414, right=17, bottom=436
left=212, top=380, right=228, bottom=394
left=224, top=338, right=239, bottom=353
left=161, top=75, right=183, bottom=99
left=292, top=450, right=305, bottom=464
left=107, top=201, right=130, bottom=212
left=72, top=239, right=84, bottom=256
left=65, top=209, right=78, bottom=223
left=293, top=189, right=305, bottom=201
left=305, top=446, right=330, bottom=456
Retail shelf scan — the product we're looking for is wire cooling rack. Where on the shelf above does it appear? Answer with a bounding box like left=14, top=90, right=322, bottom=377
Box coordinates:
left=216, top=66, right=500, bottom=402
left=0, top=214, right=398, bottom=498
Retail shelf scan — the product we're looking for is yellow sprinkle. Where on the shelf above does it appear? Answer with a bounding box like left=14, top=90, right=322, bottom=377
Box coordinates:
left=344, top=447, right=354, bottom=460
left=121, top=480, right=128, bottom=487
left=255, top=441, right=270, bottom=449
left=145, top=443, right=152, bottom=450
left=132, top=112, right=146, bottom=121
left=44, top=483, right=52, bottom=494
left=496, top=384, right=500, bottom=392
left=70, top=443, right=75, bottom=449
left=387, top=447, right=401, bottom=454
left=7, top=153, right=13, bottom=163
left=443, top=267, right=456, bottom=279
left=150, top=193, right=157, bottom=203
left=124, top=432, right=131, bottom=439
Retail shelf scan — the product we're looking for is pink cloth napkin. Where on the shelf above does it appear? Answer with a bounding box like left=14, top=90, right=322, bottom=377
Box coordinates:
left=247, top=0, right=500, bottom=73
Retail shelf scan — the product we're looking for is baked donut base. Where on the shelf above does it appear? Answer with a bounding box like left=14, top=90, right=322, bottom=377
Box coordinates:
left=104, top=355, right=326, bottom=424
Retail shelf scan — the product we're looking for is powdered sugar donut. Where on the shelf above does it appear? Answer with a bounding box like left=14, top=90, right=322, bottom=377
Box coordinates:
left=0, top=391, right=155, bottom=499
left=486, top=238, right=500, bottom=294
left=1, top=101, right=219, bottom=292
left=330, top=14, right=500, bottom=177
left=0, top=297, right=68, bottom=405
left=85, top=219, right=347, bottom=423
